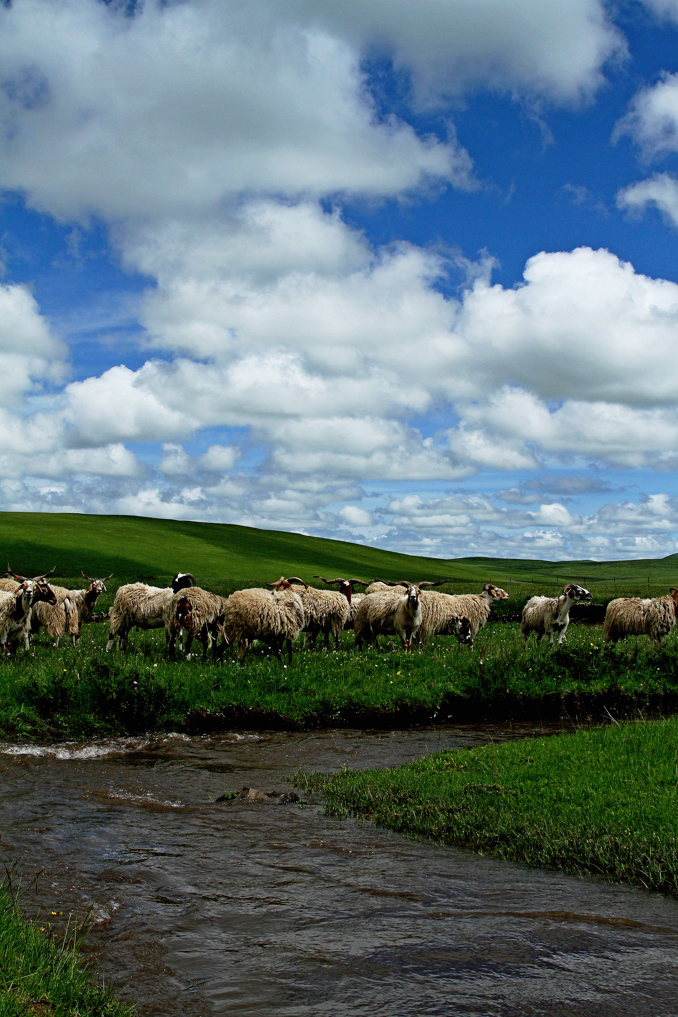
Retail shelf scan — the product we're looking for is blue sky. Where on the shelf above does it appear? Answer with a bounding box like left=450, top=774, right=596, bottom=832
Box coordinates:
left=3, top=0, right=678, bottom=560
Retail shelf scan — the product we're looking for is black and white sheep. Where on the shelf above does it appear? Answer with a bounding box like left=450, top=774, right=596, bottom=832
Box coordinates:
left=168, top=586, right=229, bottom=659
left=0, top=568, right=57, bottom=653
left=354, top=580, right=440, bottom=652
left=106, top=572, right=195, bottom=651
left=521, top=583, right=592, bottom=647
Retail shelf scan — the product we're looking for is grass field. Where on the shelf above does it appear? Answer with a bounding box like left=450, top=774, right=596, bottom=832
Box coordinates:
left=0, top=510, right=677, bottom=740
left=0, top=878, right=133, bottom=1017
left=297, top=718, right=678, bottom=895
left=2, top=617, right=678, bottom=740
left=1, top=510, right=677, bottom=603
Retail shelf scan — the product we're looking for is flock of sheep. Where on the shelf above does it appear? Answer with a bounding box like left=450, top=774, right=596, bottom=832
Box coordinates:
left=0, top=566, right=677, bottom=660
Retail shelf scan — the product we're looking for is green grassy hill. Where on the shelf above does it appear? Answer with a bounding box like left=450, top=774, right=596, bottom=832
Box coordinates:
left=0, top=511, right=677, bottom=601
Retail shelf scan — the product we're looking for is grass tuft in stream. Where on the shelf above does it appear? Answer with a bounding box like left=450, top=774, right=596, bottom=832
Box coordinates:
left=0, top=876, right=134, bottom=1017
left=297, top=718, right=678, bottom=894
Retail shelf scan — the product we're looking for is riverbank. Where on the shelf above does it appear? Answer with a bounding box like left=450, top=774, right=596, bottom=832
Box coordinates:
left=0, top=880, right=133, bottom=1016
left=297, top=717, right=678, bottom=895
left=3, top=624, right=678, bottom=740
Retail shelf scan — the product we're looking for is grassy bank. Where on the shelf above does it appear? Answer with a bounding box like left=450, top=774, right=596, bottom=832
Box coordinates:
left=298, top=718, right=678, bottom=894
left=3, top=621, right=678, bottom=740
left=0, top=880, right=133, bottom=1017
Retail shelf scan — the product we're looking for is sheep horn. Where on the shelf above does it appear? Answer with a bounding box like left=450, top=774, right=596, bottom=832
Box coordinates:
left=385, top=580, right=412, bottom=589
left=313, top=575, right=340, bottom=585
left=266, top=576, right=288, bottom=589
left=421, top=578, right=454, bottom=587
left=82, top=571, right=93, bottom=582
left=102, top=574, right=113, bottom=582
left=6, top=565, right=23, bottom=581
left=348, top=579, right=369, bottom=586
left=33, top=566, right=56, bottom=581
left=287, top=576, right=309, bottom=588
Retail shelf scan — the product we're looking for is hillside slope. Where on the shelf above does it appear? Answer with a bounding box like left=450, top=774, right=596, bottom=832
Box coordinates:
left=0, top=512, right=675, bottom=598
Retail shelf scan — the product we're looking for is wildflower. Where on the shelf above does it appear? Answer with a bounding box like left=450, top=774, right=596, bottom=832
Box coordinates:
left=133, top=681, right=138, bottom=686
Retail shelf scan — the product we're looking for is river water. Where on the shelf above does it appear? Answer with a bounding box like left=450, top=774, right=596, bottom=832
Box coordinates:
left=1, top=725, right=678, bottom=1016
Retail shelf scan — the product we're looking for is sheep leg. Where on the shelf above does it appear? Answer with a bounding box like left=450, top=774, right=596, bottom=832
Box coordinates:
left=286, top=637, right=293, bottom=665
left=323, top=629, right=330, bottom=651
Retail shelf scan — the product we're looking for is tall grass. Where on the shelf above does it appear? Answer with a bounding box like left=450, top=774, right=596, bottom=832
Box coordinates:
left=297, top=718, right=678, bottom=894
left=2, top=621, right=678, bottom=740
left=0, top=876, right=133, bottom=1016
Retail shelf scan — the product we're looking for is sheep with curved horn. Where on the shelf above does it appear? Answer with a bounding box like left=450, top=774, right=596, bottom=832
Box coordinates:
left=0, top=567, right=57, bottom=653
left=313, top=576, right=370, bottom=631
left=354, top=580, right=437, bottom=652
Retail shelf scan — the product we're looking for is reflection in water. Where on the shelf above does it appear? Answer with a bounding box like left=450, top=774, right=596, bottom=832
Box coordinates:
left=1, top=725, right=677, bottom=1016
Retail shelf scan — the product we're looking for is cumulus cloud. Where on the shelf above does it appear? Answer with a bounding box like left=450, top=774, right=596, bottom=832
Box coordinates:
left=277, top=0, right=622, bottom=104
left=0, top=0, right=477, bottom=222
left=0, top=0, right=671, bottom=559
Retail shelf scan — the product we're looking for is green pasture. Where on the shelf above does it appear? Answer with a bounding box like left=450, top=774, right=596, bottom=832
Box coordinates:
left=1, top=511, right=677, bottom=604
left=298, top=717, right=678, bottom=895
left=2, top=617, right=678, bottom=741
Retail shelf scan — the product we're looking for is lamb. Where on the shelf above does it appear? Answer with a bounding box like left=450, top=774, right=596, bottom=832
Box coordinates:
left=0, top=568, right=57, bottom=652
left=419, top=583, right=509, bottom=649
left=31, top=572, right=113, bottom=646
left=268, top=576, right=350, bottom=650
left=354, top=580, right=439, bottom=652
left=106, top=572, right=195, bottom=651
left=167, top=586, right=229, bottom=659
left=521, top=583, right=592, bottom=648
left=221, top=580, right=305, bottom=664
left=603, top=588, right=678, bottom=645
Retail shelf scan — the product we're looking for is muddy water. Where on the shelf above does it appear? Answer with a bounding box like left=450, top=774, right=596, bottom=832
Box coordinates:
left=2, top=725, right=678, bottom=1016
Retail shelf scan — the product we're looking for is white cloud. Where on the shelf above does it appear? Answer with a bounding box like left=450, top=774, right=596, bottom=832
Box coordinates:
left=617, top=173, right=678, bottom=228
left=614, top=72, right=678, bottom=161
left=278, top=0, right=623, bottom=105
left=339, top=504, right=372, bottom=527
left=0, top=0, right=475, bottom=223
left=0, top=284, right=66, bottom=406
left=199, top=444, right=240, bottom=473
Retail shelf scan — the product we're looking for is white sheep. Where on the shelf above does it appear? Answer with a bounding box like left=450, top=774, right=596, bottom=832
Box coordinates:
left=268, top=576, right=350, bottom=650
left=419, top=583, right=509, bottom=649
left=354, top=580, right=439, bottom=651
left=106, top=572, right=195, bottom=651
left=418, top=592, right=474, bottom=646
left=603, top=588, right=678, bottom=645
left=221, top=580, right=305, bottom=664
left=521, top=583, right=592, bottom=647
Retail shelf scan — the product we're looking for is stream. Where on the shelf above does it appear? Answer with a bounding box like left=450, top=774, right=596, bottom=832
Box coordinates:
left=1, top=724, right=677, bottom=1016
